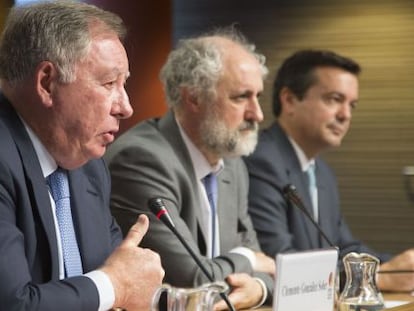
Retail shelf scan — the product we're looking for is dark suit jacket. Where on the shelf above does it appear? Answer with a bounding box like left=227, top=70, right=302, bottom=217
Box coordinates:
left=104, top=111, right=273, bottom=302
left=0, top=95, right=122, bottom=310
left=243, top=122, right=391, bottom=264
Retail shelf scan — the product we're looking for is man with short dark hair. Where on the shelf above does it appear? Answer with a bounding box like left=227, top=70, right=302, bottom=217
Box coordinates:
left=244, top=49, right=414, bottom=291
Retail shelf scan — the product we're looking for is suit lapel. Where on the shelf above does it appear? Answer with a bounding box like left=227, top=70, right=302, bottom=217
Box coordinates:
left=315, top=161, right=332, bottom=248
left=216, top=166, right=237, bottom=252
left=158, top=112, right=208, bottom=247
left=0, top=100, right=60, bottom=278
left=270, top=123, right=321, bottom=248
left=68, top=169, right=97, bottom=271
left=287, top=168, right=321, bottom=248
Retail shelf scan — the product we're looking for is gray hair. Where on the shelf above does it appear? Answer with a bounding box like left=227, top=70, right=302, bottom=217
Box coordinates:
left=0, top=0, right=126, bottom=85
left=160, top=28, right=268, bottom=109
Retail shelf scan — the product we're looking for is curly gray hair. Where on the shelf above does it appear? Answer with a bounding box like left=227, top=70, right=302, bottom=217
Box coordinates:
left=160, top=28, right=268, bottom=109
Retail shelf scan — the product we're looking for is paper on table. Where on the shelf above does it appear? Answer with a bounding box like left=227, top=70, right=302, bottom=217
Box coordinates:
left=385, top=300, right=410, bottom=308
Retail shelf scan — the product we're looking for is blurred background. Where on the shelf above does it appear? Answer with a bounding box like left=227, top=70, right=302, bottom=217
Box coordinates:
left=1, top=0, right=414, bottom=256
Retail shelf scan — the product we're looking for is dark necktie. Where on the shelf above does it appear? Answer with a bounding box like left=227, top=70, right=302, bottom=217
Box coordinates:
left=47, top=168, right=83, bottom=277
left=203, top=173, right=218, bottom=257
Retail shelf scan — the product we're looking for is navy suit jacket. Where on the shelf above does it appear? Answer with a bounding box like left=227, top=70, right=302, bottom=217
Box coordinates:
left=0, top=94, right=123, bottom=310
left=243, top=122, right=391, bottom=264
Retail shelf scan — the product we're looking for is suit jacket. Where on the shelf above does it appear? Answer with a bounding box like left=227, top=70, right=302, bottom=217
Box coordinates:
left=243, top=122, right=391, bottom=264
left=104, top=111, right=273, bottom=301
left=0, top=94, right=122, bottom=310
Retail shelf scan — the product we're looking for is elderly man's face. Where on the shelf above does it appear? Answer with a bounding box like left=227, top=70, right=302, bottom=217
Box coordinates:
left=199, top=48, right=264, bottom=158
left=45, top=30, right=133, bottom=169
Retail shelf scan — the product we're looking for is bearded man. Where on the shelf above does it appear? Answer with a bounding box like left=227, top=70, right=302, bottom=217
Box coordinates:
left=104, top=29, right=275, bottom=310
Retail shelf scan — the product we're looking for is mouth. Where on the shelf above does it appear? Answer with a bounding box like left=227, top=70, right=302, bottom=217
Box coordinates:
left=239, top=121, right=258, bottom=132
left=102, top=129, right=118, bottom=144
left=328, top=125, right=345, bottom=136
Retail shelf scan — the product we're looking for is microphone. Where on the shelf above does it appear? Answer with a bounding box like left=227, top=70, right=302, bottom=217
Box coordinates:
left=148, top=197, right=236, bottom=311
left=282, top=184, right=336, bottom=248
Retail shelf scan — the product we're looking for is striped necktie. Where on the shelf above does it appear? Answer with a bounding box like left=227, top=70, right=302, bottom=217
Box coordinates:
left=47, top=168, right=83, bottom=277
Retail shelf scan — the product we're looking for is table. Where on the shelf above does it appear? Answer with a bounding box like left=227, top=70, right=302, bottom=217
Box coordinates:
left=382, top=292, right=414, bottom=311
left=384, top=292, right=414, bottom=302
left=255, top=292, right=414, bottom=311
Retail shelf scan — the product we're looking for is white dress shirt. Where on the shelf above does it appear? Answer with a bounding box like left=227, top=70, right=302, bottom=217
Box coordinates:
left=173, top=118, right=267, bottom=307
left=176, top=120, right=257, bottom=266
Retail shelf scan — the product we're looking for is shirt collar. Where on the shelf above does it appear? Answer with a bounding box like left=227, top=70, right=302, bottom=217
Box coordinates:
left=20, top=117, right=57, bottom=178
left=176, top=118, right=224, bottom=180
left=287, top=136, right=315, bottom=172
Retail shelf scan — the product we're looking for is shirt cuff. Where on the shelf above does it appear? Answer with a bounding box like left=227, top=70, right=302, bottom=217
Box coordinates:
left=229, top=246, right=256, bottom=269
left=251, top=277, right=268, bottom=309
left=84, top=270, right=115, bottom=311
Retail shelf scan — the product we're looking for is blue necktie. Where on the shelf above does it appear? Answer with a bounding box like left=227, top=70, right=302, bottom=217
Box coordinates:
left=203, top=173, right=218, bottom=258
left=47, top=168, right=83, bottom=277
left=306, top=163, right=318, bottom=222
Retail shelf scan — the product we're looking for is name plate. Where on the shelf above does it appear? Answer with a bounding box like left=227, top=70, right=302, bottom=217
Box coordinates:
left=273, top=248, right=338, bottom=311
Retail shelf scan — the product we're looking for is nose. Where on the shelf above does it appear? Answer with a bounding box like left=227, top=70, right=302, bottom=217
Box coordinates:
left=112, top=87, right=133, bottom=119
left=337, top=102, right=352, bottom=122
left=246, top=97, right=263, bottom=123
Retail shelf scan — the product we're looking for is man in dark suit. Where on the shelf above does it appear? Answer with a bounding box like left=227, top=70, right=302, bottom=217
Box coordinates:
left=0, top=2, right=163, bottom=310
left=244, top=49, right=414, bottom=291
left=105, top=30, right=275, bottom=310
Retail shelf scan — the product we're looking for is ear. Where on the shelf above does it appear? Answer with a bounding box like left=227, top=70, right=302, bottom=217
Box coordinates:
left=279, top=86, right=298, bottom=115
left=35, top=61, right=58, bottom=108
left=180, top=87, right=200, bottom=113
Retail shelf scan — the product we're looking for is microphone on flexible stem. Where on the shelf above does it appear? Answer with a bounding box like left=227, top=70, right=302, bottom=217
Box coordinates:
left=148, top=197, right=236, bottom=311
left=282, top=184, right=336, bottom=248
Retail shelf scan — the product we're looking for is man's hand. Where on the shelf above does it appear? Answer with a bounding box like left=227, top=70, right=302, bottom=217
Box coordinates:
left=377, top=248, right=414, bottom=291
left=214, top=273, right=264, bottom=311
left=101, top=214, right=165, bottom=311
left=255, top=252, right=276, bottom=276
